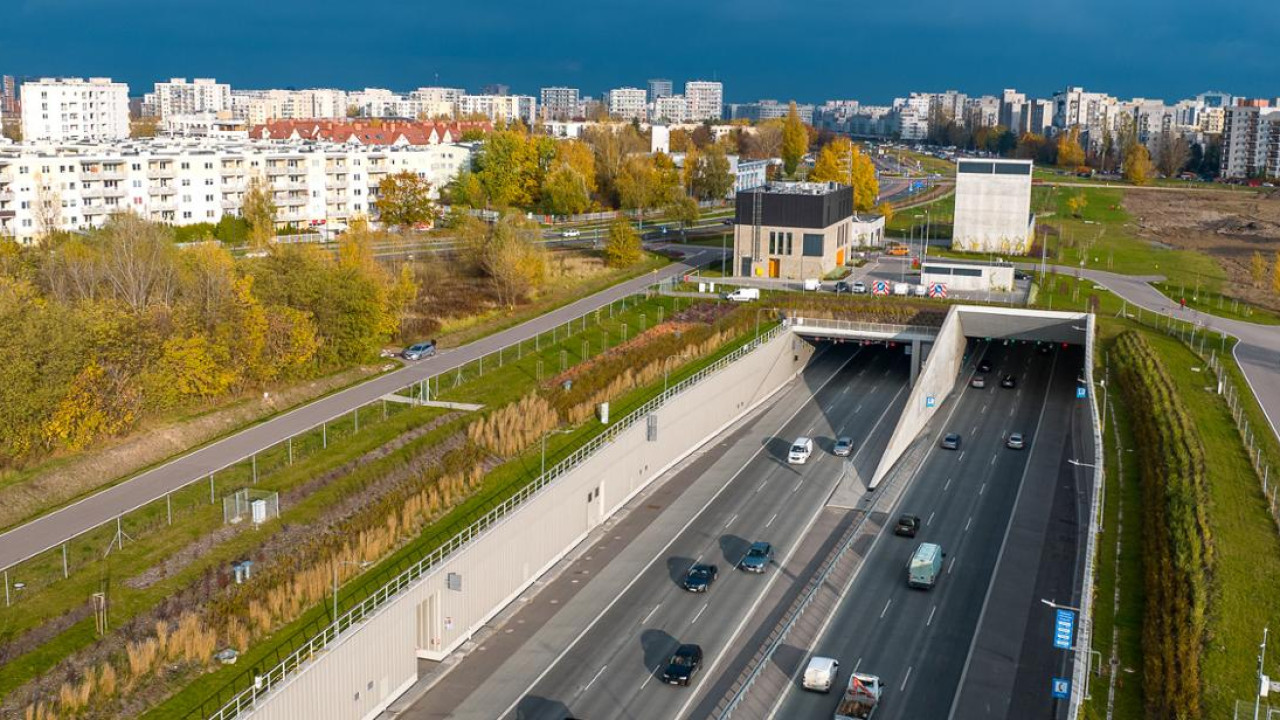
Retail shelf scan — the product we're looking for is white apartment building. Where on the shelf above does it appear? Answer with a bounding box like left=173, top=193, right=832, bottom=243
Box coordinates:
left=144, top=78, right=231, bottom=119
left=409, top=87, right=464, bottom=118
left=21, top=78, right=131, bottom=143
left=963, top=96, right=1000, bottom=129
left=648, top=79, right=673, bottom=101
left=653, top=95, right=689, bottom=124
left=607, top=88, right=648, bottom=121
left=232, top=89, right=352, bottom=125
left=0, top=138, right=473, bottom=241
left=685, top=81, right=724, bottom=121
left=457, top=94, right=537, bottom=126
left=1221, top=106, right=1280, bottom=179
left=540, top=87, right=580, bottom=121
left=893, top=95, right=931, bottom=140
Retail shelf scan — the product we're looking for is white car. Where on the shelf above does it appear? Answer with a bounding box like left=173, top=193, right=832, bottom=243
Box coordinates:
left=788, top=436, right=814, bottom=464
left=561, top=229, right=581, bottom=238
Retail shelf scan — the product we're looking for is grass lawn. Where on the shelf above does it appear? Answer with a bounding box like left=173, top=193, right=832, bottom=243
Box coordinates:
left=886, top=192, right=955, bottom=238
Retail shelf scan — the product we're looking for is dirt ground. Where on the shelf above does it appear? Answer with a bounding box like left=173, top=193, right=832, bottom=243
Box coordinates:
left=1124, top=188, right=1280, bottom=308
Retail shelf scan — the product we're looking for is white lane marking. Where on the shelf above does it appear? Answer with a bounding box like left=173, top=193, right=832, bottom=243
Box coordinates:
left=948, top=556, right=957, bottom=574
left=826, top=402, right=837, bottom=412
left=691, top=602, right=709, bottom=624
left=855, top=403, right=864, bottom=414
left=990, top=455, right=997, bottom=466
left=583, top=664, right=607, bottom=693
left=725, top=513, right=738, bottom=529
left=981, top=403, right=988, bottom=414
left=640, top=670, right=656, bottom=690
left=641, top=603, right=661, bottom=624
left=792, top=479, right=802, bottom=493
left=979, top=482, right=986, bottom=496
left=927, top=511, right=935, bottom=526
left=854, top=657, right=863, bottom=673
left=927, top=606, right=938, bottom=627
left=880, top=599, right=893, bottom=619
left=766, top=512, right=778, bottom=528
left=957, top=451, right=966, bottom=462
left=756, top=480, right=767, bottom=493
left=944, top=477, right=952, bottom=492
left=900, top=666, right=913, bottom=692
left=964, top=516, right=973, bottom=532
left=1009, top=405, right=1016, bottom=417
left=842, top=386, right=851, bottom=395
left=971, top=424, right=978, bottom=435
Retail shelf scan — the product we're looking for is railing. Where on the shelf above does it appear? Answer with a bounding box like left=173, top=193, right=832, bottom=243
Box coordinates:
left=1072, top=313, right=1104, bottom=719
left=201, top=321, right=786, bottom=720
left=786, top=317, right=941, bottom=339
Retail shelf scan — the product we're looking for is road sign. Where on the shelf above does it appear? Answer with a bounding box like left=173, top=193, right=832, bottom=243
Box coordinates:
left=928, top=283, right=947, bottom=299
left=1051, top=677, right=1070, bottom=699
left=872, top=281, right=890, bottom=296
left=1076, top=386, right=1087, bottom=399
left=926, top=395, right=936, bottom=408
left=1053, top=608, right=1075, bottom=649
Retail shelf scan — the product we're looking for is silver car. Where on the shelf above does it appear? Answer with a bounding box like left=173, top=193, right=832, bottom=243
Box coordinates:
left=833, top=436, right=854, bottom=457
left=1006, top=432, right=1025, bottom=450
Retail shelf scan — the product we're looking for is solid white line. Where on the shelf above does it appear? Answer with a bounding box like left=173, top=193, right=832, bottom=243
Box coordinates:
left=583, top=665, right=607, bottom=693
left=641, top=603, right=660, bottom=624
left=639, top=671, right=655, bottom=690
left=880, top=598, right=892, bottom=619
left=766, top=512, right=778, bottom=528
left=854, top=656, right=863, bottom=673
left=964, top=516, right=972, bottom=532
left=927, top=605, right=937, bottom=627
left=691, top=602, right=709, bottom=624
left=724, top=513, right=738, bottom=529
left=927, top=511, right=935, bottom=526
left=900, top=665, right=913, bottom=692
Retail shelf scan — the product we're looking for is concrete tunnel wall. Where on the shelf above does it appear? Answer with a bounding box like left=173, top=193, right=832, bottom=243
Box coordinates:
left=247, top=329, right=817, bottom=720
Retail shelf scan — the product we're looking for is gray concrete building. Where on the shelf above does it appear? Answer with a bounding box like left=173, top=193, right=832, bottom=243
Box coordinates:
left=921, top=259, right=1016, bottom=293
left=951, top=158, right=1035, bottom=254
left=732, top=181, right=864, bottom=279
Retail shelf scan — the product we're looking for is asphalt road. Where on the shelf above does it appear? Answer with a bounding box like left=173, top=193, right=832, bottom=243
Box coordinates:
left=0, top=249, right=716, bottom=573
left=503, top=345, right=908, bottom=720
left=767, top=341, right=1083, bottom=720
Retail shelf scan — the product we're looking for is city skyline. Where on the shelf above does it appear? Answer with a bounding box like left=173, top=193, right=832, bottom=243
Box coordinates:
left=3, top=0, right=1278, bottom=104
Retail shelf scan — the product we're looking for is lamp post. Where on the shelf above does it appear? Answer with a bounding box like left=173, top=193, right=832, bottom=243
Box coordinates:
left=332, top=559, right=372, bottom=623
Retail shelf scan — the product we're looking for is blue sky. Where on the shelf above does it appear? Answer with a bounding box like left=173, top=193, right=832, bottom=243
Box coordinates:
left=3, top=0, right=1276, bottom=103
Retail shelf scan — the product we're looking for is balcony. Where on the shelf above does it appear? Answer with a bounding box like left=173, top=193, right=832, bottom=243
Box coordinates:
left=80, top=187, right=105, bottom=199
left=281, top=195, right=308, bottom=207
left=221, top=199, right=240, bottom=210
left=102, top=186, right=127, bottom=198
left=146, top=167, right=176, bottom=180
left=0, top=190, right=14, bottom=202
left=150, top=201, right=177, bottom=212
left=82, top=204, right=109, bottom=216
left=79, top=169, right=126, bottom=183
left=149, top=185, right=176, bottom=196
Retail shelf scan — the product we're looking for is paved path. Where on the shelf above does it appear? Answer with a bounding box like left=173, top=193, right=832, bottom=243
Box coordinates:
left=1029, top=265, right=1280, bottom=443
left=0, top=250, right=715, bottom=573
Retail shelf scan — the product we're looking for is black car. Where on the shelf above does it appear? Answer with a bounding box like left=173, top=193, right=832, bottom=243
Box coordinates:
left=662, top=644, right=704, bottom=686
left=894, top=514, right=921, bottom=537
left=940, top=433, right=961, bottom=450
left=682, top=564, right=718, bottom=592
left=1000, top=374, right=1017, bottom=388
left=977, top=360, right=992, bottom=373
left=834, top=280, right=852, bottom=294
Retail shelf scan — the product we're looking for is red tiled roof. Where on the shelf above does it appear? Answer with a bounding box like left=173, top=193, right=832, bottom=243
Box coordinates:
left=250, top=119, right=490, bottom=146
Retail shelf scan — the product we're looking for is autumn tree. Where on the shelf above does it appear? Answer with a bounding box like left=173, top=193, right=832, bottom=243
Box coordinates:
left=808, top=138, right=879, bottom=211
left=615, top=155, right=661, bottom=221
left=32, top=173, right=63, bottom=242
left=541, top=165, right=592, bottom=216
left=1123, top=144, right=1155, bottom=186
left=376, top=171, right=439, bottom=232
left=668, top=195, right=700, bottom=232
left=459, top=213, right=547, bottom=306
left=130, top=118, right=159, bottom=138
left=242, top=176, right=277, bottom=248
left=669, top=129, right=693, bottom=153
left=1056, top=127, right=1086, bottom=169
left=1066, top=193, right=1088, bottom=218
left=781, top=102, right=808, bottom=177
left=875, top=202, right=895, bottom=224
left=1152, top=132, right=1191, bottom=179
left=1273, top=252, right=1280, bottom=295
left=691, top=145, right=736, bottom=201
left=96, top=213, right=177, bottom=312
left=1252, top=251, right=1267, bottom=288
left=604, top=218, right=643, bottom=267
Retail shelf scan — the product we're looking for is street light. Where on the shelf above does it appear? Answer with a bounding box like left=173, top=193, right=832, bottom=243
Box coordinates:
left=332, top=559, right=373, bottom=622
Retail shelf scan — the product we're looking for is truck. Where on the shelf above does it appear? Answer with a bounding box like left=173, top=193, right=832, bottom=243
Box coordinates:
left=834, top=672, right=882, bottom=719
left=907, top=542, right=944, bottom=589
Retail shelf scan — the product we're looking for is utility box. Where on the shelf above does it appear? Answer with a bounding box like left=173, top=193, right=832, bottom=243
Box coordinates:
left=599, top=402, right=610, bottom=424
left=251, top=499, right=268, bottom=525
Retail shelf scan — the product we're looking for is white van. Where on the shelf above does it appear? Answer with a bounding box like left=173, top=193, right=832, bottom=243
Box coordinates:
left=802, top=656, right=840, bottom=692
left=788, top=436, right=814, bottom=464
left=908, top=542, right=945, bottom=589
left=725, top=287, right=760, bottom=302
left=892, top=282, right=910, bottom=296
left=803, top=278, right=821, bottom=291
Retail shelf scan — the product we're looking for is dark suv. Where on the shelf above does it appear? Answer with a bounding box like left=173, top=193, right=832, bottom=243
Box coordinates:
left=662, top=644, right=704, bottom=686
left=895, top=514, right=921, bottom=537
left=682, top=564, right=718, bottom=592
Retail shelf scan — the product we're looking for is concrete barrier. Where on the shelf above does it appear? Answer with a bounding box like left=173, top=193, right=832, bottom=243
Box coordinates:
left=245, top=330, right=816, bottom=720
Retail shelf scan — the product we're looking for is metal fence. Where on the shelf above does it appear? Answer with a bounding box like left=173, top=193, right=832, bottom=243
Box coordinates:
left=1071, top=313, right=1105, bottom=719
left=197, top=322, right=787, bottom=720
left=785, top=317, right=942, bottom=340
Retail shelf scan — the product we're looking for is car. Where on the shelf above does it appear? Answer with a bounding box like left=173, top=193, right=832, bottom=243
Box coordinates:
left=721, top=217, right=733, bottom=225
left=834, top=280, right=852, bottom=294
left=940, top=433, right=961, bottom=450
left=788, top=436, right=814, bottom=464
left=970, top=376, right=986, bottom=389
left=977, top=360, right=992, bottom=373
left=852, top=280, right=868, bottom=294
left=1014, top=270, right=1030, bottom=281
left=894, top=514, right=921, bottom=537
left=1006, top=432, right=1025, bottom=450
left=739, top=541, right=773, bottom=573
left=802, top=656, right=840, bottom=693
left=661, top=644, right=703, bottom=686
left=1000, top=374, right=1017, bottom=389
left=401, top=341, right=437, bottom=360
left=833, top=436, right=854, bottom=457
left=682, top=564, right=718, bottom=592
left=561, top=229, right=581, bottom=238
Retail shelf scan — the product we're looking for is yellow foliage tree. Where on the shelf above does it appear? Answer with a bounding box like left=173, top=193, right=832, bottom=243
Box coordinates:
left=44, top=361, right=136, bottom=450
left=808, top=138, right=879, bottom=211
left=781, top=101, right=808, bottom=177
left=1123, top=144, right=1155, bottom=186
left=1056, top=127, right=1086, bottom=169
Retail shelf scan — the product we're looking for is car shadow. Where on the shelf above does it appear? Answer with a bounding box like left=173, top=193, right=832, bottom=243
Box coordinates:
left=641, top=628, right=680, bottom=676
left=771, top=643, right=808, bottom=679
left=514, top=695, right=575, bottom=720
left=667, top=556, right=694, bottom=588
left=719, top=534, right=750, bottom=567
left=763, top=436, right=795, bottom=464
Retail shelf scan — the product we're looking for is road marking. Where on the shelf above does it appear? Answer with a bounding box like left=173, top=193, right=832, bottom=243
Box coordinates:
left=958, top=451, right=966, bottom=462
left=842, top=386, right=851, bottom=395
left=944, top=477, right=952, bottom=492
left=971, top=424, right=978, bottom=435
left=880, top=598, right=892, bottom=619
left=583, top=664, right=607, bottom=693
left=639, top=670, right=656, bottom=690
left=792, top=479, right=802, bottom=493
left=854, top=657, right=863, bottom=673
left=927, top=511, right=935, bottom=526
left=964, top=516, right=973, bottom=532
left=691, top=602, right=709, bottom=624
left=725, top=513, right=738, bottom=529
left=979, top=482, right=986, bottom=496
left=1009, top=405, right=1016, bottom=417
left=927, top=605, right=938, bottom=627
left=756, top=480, right=767, bottom=493
left=981, top=403, right=988, bottom=414
left=900, top=666, right=913, bottom=692
left=641, top=603, right=661, bottom=624
left=855, top=403, right=864, bottom=414
left=990, top=455, right=997, bottom=466
left=948, top=557, right=957, bottom=574
left=766, top=512, right=778, bottom=528
left=827, top=402, right=837, bottom=412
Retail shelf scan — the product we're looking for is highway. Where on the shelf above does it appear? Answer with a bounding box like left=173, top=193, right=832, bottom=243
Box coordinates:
left=0, top=248, right=716, bottom=574
left=765, top=341, right=1085, bottom=720
left=398, top=343, right=909, bottom=720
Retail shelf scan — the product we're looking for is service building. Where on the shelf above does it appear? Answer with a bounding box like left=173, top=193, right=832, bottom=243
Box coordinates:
left=951, top=158, right=1034, bottom=254
left=732, top=181, right=863, bottom=279
left=920, top=259, right=1015, bottom=293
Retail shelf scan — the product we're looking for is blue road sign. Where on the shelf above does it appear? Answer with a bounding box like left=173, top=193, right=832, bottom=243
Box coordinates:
left=1051, top=677, right=1070, bottom=699
left=1054, top=609, right=1076, bottom=649
left=926, top=395, right=936, bottom=408
left=1076, top=386, right=1087, bottom=399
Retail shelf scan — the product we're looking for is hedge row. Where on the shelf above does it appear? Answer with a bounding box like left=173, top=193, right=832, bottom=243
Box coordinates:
left=1112, top=330, right=1214, bottom=719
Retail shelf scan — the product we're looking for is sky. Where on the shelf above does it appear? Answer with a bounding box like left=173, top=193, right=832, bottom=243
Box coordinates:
left=3, top=0, right=1278, bottom=104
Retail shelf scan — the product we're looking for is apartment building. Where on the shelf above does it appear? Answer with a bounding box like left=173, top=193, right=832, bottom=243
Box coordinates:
left=648, top=79, right=673, bottom=102
left=1221, top=105, right=1280, bottom=179
left=685, top=81, right=724, bottom=121
left=607, top=88, right=647, bottom=121
left=727, top=100, right=814, bottom=125
left=231, top=89, right=352, bottom=125
left=653, top=95, right=689, bottom=124
left=456, top=94, right=537, bottom=125
left=540, top=87, right=580, bottom=121
left=0, top=138, right=473, bottom=241
left=143, top=78, right=232, bottom=119
left=964, top=95, right=1000, bottom=129
left=21, top=78, right=130, bottom=142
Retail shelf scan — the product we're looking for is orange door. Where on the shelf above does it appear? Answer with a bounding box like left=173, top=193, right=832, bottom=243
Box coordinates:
left=836, top=249, right=845, bottom=267
left=768, top=259, right=780, bottom=278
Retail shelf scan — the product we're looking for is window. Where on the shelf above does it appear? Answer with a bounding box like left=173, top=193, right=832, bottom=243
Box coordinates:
left=802, top=233, right=823, bottom=257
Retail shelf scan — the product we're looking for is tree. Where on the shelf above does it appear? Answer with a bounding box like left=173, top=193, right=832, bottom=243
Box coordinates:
left=615, top=155, right=661, bottom=219
left=1, top=118, right=20, bottom=143
left=781, top=102, right=808, bottom=177
left=603, top=219, right=643, bottom=268
left=376, top=171, right=439, bottom=232
left=1123, top=144, right=1155, bottom=186
left=96, top=213, right=177, bottom=312
left=1015, top=133, right=1053, bottom=165
left=1273, top=252, right=1280, bottom=295
left=555, top=140, right=598, bottom=195
left=1066, top=193, right=1088, bottom=218
left=669, top=129, right=693, bottom=153
left=691, top=145, right=735, bottom=201
left=1056, top=127, right=1086, bottom=169
left=668, top=195, right=700, bottom=232
left=875, top=202, right=895, bottom=224
left=32, top=173, right=63, bottom=242
left=459, top=213, right=547, bottom=307
left=472, top=128, right=539, bottom=208
left=130, top=118, right=159, bottom=138
left=808, top=138, right=879, bottom=211
left=242, top=176, right=277, bottom=248
left=1152, top=132, right=1191, bottom=179
left=541, top=165, right=592, bottom=216
left=1252, top=251, right=1267, bottom=288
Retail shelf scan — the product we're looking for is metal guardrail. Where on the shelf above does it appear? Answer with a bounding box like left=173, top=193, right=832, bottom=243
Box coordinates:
left=1072, top=314, right=1104, bottom=719
left=203, top=323, right=787, bottom=720
left=786, top=317, right=941, bottom=339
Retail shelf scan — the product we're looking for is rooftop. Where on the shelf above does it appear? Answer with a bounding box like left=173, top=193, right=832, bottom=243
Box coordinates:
left=749, top=181, right=845, bottom=196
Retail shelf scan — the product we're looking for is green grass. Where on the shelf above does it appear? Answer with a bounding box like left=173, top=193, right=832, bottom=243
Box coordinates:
left=1149, top=282, right=1280, bottom=325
